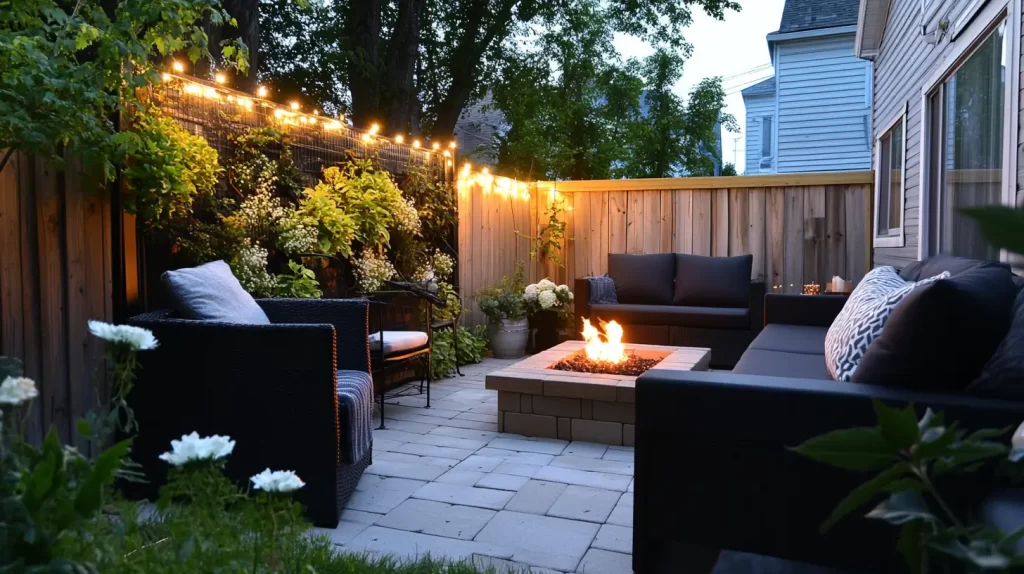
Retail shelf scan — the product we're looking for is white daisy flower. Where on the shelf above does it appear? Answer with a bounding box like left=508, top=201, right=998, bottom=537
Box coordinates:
left=0, top=376, right=38, bottom=406
left=251, top=468, right=306, bottom=493
left=88, top=321, right=158, bottom=351
left=159, top=432, right=236, bottom=466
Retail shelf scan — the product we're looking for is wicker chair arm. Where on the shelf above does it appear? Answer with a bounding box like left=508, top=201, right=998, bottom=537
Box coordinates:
left=256, top=298, right=370, bottom=373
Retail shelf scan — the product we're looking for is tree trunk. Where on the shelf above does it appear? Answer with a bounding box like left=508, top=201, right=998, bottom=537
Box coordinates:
left=348, top=0, right=383, bottom=129
left=382, top=0, right=425, bottom=135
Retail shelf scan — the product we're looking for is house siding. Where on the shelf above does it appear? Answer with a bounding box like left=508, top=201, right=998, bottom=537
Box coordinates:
left=743, top=94, right=775, bottom=174
left=776, top=34, right=872, bottom=173
left=871, top=0, right=1016, bottom=269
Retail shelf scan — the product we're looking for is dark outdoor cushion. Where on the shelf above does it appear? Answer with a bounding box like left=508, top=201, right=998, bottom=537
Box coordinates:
left=853, top=265, right=1019, bottom=391
left=970, top=290, right=1024, bottom=399
left=673, top=254, right=753, bottom=307
left=732, top=349, right=831, bottom=380
left=589, top=303, right=750, bottom=330
left=899, top=254, right=1009, bottom=281
left=746, top=324, right=828, bottom=356
left=607, top=253, right=675, bottom=305
left=161, top=260, right=270, bottom=324
left=587, top=275, right=618, bottom=304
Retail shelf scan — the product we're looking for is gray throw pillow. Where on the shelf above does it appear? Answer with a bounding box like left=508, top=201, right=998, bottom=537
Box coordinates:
left=162, top=260, right=271, bottom=324
left=587, top=275, right=618, bottom=304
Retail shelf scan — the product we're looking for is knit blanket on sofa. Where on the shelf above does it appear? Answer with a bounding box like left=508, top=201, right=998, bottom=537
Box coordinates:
left=337, top=370, right=374, bottom=463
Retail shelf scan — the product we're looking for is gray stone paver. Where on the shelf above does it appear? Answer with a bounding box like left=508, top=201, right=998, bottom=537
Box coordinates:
left=333, top=358, right=636, bottom=573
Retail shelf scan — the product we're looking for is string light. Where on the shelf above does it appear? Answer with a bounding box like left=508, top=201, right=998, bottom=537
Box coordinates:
left=214, top=73, right=226, bottom=84
left=313, top=110, right=319, bottom=116
left=290, top=101, right=300, bottom=111
left=443, top=150, right=451, bottom=157
left=183, top=83, right=201, bottom=95
left=202, top=86, right=219, bottom=99
left=369, top=123, right=380, bottom=135
left=361, top=133, right=372, bottom=143
left=172, top=60, right=184, bottom=73
left=395, top=135, right=404, bottom=144
left=431, top=142, right=440, bottom=151
left=161, top=73, right=171, bottom=81
left=412, top=140, right=421, bottom=149
left=449, top=141, right=457, bottom=149
left=257, top=86, right=268, bottom=98
left=446, top=160, right=453, bottom=167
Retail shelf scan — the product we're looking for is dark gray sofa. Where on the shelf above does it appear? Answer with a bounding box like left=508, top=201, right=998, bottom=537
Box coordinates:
left=575, top=253, right=766, bottom=369
left=633, top=255, right=1024, bottom=573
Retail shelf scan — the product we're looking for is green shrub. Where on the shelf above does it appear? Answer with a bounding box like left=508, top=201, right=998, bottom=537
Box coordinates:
left=274, top=261, right=323, bottom=299
left=431, top=325, right=488, bottom=380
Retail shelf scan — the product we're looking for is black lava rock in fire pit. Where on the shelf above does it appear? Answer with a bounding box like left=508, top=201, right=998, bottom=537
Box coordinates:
left=550, top=351, right=661, bottom=376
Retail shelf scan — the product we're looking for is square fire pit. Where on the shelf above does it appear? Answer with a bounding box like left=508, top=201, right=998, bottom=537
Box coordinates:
left=485, top=341, right=710, bottom=446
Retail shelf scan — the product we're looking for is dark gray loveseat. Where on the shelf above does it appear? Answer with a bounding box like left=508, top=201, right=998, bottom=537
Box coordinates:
left=633, top=255, right=1024, bottom=573
left=574, top=253, right=765, bottom=368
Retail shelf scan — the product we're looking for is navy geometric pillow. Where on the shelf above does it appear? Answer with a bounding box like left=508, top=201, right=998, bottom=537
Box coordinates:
left=587, top=275, right=618, bottom=305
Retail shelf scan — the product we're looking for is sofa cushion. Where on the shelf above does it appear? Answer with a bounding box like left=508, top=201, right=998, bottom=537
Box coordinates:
left=853, top=265, right=1018, bottom=390
left=899, top=254, right=1009, bottom=281
left=733, top=349, right=832, bottom=380
left=161, top=260, right=271, bottom=324
left=608, top=253, right=675, bottom=305
left=369, top=331, right=429, bottom=355
left=747, top=324, right=828, bottom=356
left=969, top=290, right=1024, bottom=399
left=587, top=275, right=618, bottom=305
left=825, top=266, right=949, bottom=381
left=589, top=303, right=750, bottom=330
left=673, top=254, right=753, bottom=307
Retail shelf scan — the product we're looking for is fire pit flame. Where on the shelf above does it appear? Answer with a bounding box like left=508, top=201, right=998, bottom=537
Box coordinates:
left=581, top=318, right=627, bottom=364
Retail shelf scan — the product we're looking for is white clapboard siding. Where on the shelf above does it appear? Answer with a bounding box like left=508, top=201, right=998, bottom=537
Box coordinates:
left=744, top=94, right=775, bottom=174
left=776, top=34, right=872, bottom=174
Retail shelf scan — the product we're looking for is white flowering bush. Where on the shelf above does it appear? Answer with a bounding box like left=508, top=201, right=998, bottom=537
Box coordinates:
left=353, top=248, right=397, bottom=292
left=277, top=220, right=320, bottom=254
left=524, top=279, right=573, bottom=321
left=230, top=240, right=277, bottom=298
left=232, top=189, right=286, bottom=242
left=393, top=197, right=422, bottom=235
left=159, top=432, right=236, bottom=466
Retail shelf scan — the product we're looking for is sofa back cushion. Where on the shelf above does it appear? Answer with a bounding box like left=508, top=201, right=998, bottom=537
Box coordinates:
left=162, top=260, right=271, bottom=324
left=899, top=254, right=1009, bottom=281
left=607, top=253, right=675, bottom=305
left=825, top=266, right=949, bottom=381
left=673, top=254, right=752, bottom=307
left=970, top=289, right=1024, bottom=398
left=852, top=265, right=1018, bottom=390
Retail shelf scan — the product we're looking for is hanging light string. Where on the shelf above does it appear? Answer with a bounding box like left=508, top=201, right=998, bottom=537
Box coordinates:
left=160, top=63, right=458, bottom=161
left=457, top=163, right=531, bottom=201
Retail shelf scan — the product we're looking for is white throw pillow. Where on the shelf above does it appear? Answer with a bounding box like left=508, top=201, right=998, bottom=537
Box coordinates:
left=825, top=266, right=950, bottom=381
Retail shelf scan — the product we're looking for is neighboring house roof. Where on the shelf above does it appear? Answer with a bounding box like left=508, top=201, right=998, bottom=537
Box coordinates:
left=741, top=77, right=776, bottom=97
left=454, top=93, right=502, bottom=166
left=778, top=0, right=860, bottom=33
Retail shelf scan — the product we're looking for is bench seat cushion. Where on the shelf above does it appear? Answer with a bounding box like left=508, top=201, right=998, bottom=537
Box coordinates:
left=746, top=324, right=828, bottom=355
left=733, top=349, right=832, bottom=380
left=369, top=331, right=428, bottom=355
left=588, top=304, right=750, bottom=330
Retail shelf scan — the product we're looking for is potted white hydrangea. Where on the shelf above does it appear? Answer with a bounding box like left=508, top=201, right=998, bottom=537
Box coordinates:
left=524, top=279, right=573, bottom=352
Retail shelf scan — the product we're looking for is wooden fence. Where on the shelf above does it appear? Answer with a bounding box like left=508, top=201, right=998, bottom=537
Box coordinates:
left=457, top=171, right=873, bottom=327
left=0, top=152, right=115, bottom=447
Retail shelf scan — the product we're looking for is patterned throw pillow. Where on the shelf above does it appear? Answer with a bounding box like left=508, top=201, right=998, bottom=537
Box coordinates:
left=825, top=266, right=950, bottom=381
left=587, top=275, right=618, bottom=305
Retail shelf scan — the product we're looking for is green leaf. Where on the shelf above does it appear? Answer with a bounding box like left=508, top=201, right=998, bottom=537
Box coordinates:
left=866, top=491, right=936, bottom=525
left=961, top=206, right=1024, bottom=256
left=898, top=520, right=926, bottom=574
left=874, top=400, right=920, bottom=450
left=0, top=356, right=24, bottom=379
left=821, top=462, right=911, bottom=533
left=74, top=438, right=131, bottom=516
left=793, top=427, right=898, bottom=471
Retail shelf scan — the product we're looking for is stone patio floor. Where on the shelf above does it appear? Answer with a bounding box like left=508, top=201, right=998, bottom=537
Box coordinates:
left=318, top=357, right=634, bottom=574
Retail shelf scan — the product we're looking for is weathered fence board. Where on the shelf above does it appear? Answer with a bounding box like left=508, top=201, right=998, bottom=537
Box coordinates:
left=458, top=172, right=873, bottom=327
left=0, top=151, right=114, bottom=446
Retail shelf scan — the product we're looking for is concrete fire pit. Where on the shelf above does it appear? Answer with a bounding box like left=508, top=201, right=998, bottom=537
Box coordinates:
left=485, top=341, right=711, bottom=446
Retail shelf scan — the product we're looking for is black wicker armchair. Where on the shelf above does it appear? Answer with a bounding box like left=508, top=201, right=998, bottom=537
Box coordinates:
left=126, top=298, right=372, bottom=528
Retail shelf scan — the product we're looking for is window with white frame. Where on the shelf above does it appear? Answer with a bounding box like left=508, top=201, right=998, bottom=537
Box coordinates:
left=925, top=19, right=1006, bottom=260
left=760, top=117, right=773, bottom=165
left=875, top=111, right=906, bottom=247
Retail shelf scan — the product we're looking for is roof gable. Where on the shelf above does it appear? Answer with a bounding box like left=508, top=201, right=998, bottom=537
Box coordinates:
left=741, top=77, right=776, bottom=97
left=779, top=0, right=860, bottom=33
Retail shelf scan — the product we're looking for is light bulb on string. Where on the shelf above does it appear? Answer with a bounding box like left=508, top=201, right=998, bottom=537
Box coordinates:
left=369, top=123, right=380, bottom=135
left=395, top=135, right=405, bottom=144
left=412, top=140, right=421, bottom=149
left=290, top=101, right=300, bottom=111
left=431, top=142, right=440, bottom=151
left=257, top=86, right=268, bottom=98
left=172, top=60, right=184, bottom=73
left=214, top=73, right=226, bottom=84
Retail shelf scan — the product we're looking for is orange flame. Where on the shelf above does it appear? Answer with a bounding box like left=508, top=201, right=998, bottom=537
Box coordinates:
left=581, top=318, right=627, bottom=364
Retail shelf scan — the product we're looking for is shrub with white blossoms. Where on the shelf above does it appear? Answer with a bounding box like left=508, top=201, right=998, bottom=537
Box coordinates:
left=277, top=221, right=320, bottom=254
left=251, top=468, right=305, bottom=493
left=392, top=197, right=421, bottom=235
left=159, top=431, right=236, bottom=466
left=231, top=240, right=277, bottom=297
left=352, top=248, right=396, bottom=292
left=524, top=279, right=574, bottom=320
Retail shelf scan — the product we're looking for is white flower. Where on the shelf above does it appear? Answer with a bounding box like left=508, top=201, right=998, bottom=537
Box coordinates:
left=568, top=291, right=574, bottom=301
left=556, top=284, right=569, bottom=293
left=538, top=290, right=557, bottom=309
left=159, top=432, right=236, bottom=466
left=537, top=279, right=556, bottom=291
left=0, top=377, right=39, bottom=405
left=88, top=321, right=158, bottom=351
left=251, top=468, right=306, bottom=493
left=524, top=284, right=539, bottom=301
